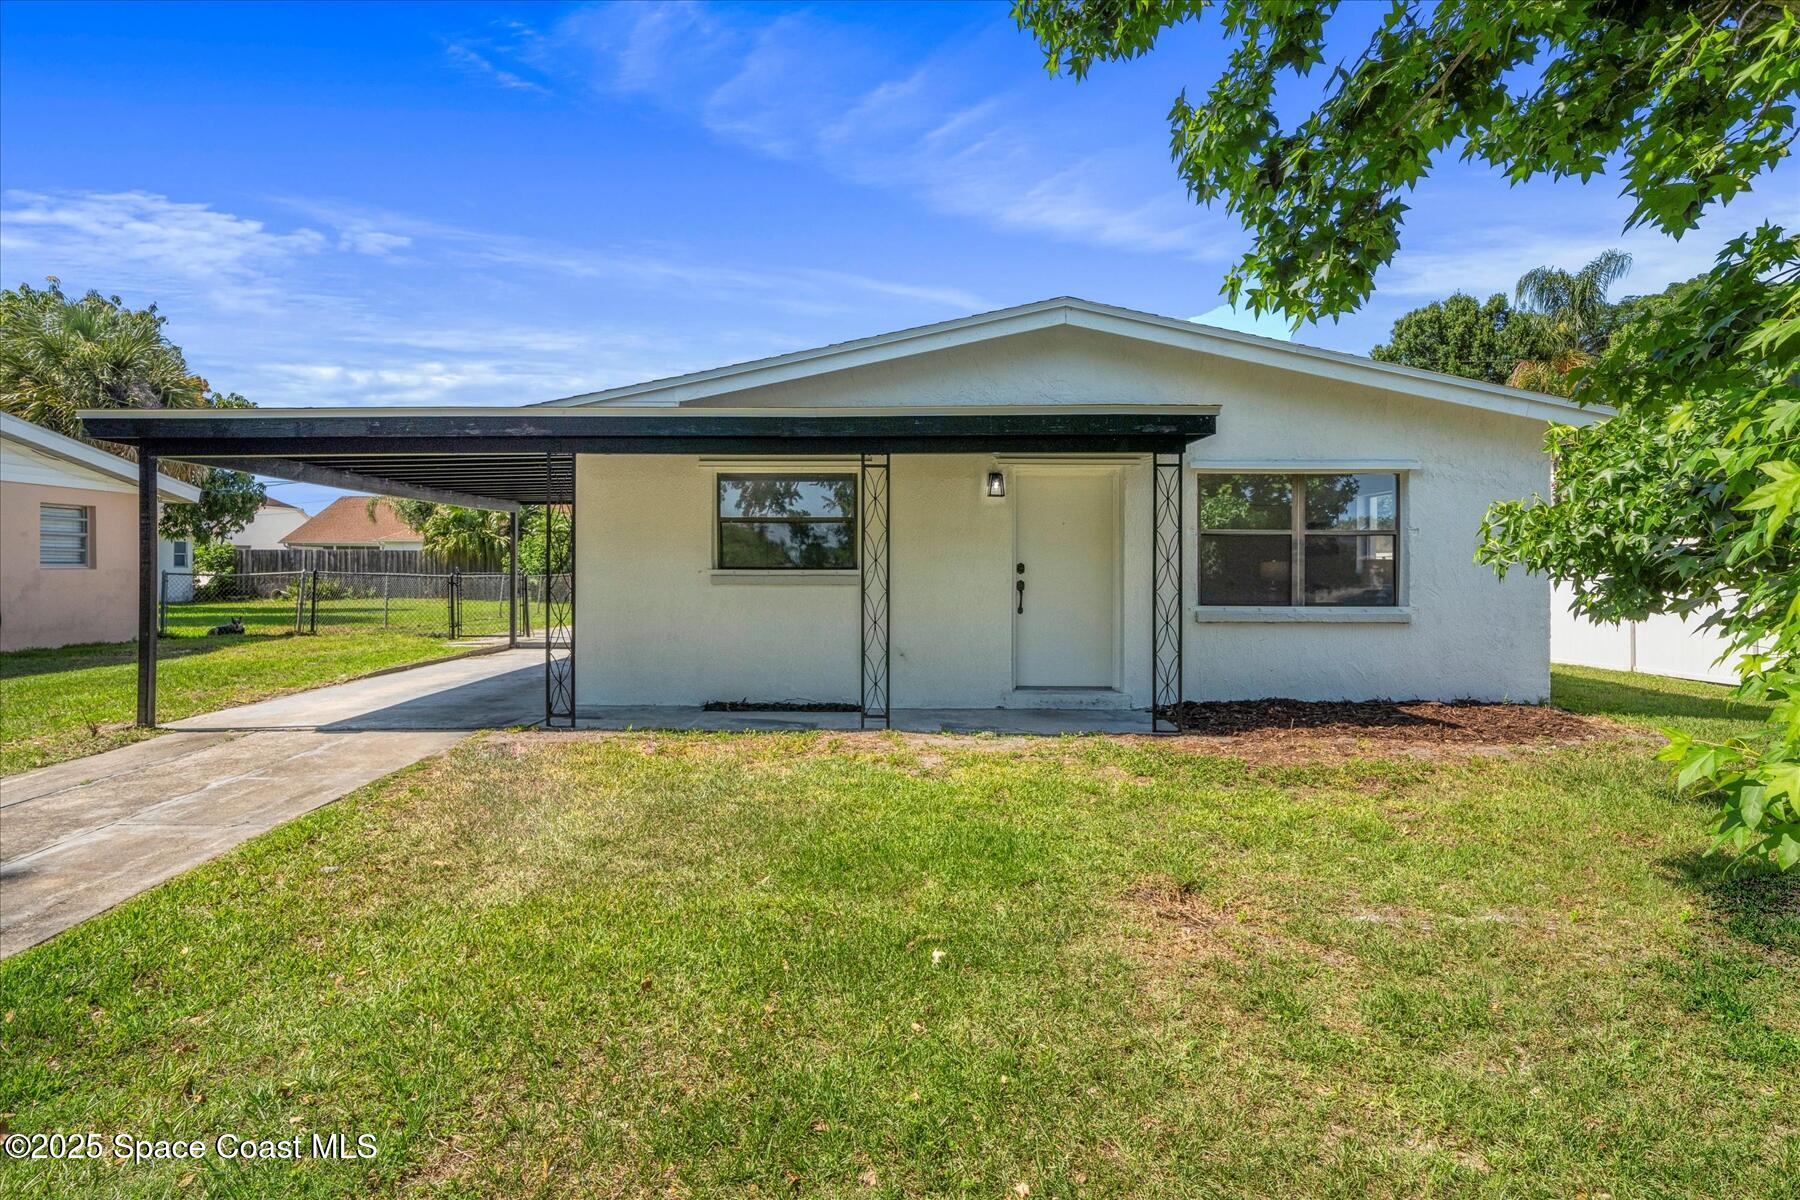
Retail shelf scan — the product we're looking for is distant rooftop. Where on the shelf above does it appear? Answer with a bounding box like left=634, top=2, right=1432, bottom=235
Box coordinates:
left=281, top=497, right=420, bottom=546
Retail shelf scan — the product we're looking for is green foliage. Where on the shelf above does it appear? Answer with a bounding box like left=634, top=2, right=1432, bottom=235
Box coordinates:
left=0, top=278, right=265, bottom=541
left=0, top=279, right=209, bottom=431
left=1016, top=0, right=1800, bottom=868
left=1503, top=249, right=1635, bottom=391
left=520, top=504, right=571, bottom=574
left=191, top=541, right=237, bottom=602
left=386, top=499, right=568, bottom=572
left=160, top=467, right=265, bottom=544
left=1371, top=292, right=1552, bottom=384
left=192, top=541, right=237, bottom=575
left=1480, top=226, right=1800, bottom=871
left=1514, top=250, right=1634, bottom=357
left=384, top=498, right=516, bottom=568
left=1017, top=1, right=1796, bottom=323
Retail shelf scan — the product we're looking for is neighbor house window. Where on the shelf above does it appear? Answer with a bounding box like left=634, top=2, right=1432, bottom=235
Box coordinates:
left=716, top=474, right=856, bottom=570
left=171, top=540, right=188, bottom=568
left=1197, top=473, right=1398, bottom=606
left=39, top=503, right=92, bottom=567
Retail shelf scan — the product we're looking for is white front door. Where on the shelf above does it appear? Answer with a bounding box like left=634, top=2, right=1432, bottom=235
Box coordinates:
left=1013, top=468, right=1120, bottom=689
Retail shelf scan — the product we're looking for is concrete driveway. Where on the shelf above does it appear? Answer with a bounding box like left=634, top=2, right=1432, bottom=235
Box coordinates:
left=0, top=648, right=541, bottom=958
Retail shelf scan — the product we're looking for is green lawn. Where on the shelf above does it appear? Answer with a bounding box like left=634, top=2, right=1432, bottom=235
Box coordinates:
left=2, top=668, right=1792, bottom=1198
left=160, top=596, right=513, bottom=639
left=0, top=633, right=474, bottom=776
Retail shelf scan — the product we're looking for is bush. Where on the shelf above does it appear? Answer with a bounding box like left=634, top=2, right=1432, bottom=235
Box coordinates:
left=192, top=542, right=238, bottom=601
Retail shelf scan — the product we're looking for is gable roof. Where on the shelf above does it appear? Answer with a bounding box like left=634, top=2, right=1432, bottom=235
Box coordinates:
left=282, top=497, right=422, bottom=547
left=0, top=412, right=201, bottom=502
left=536, top=296, right=1599, bottom=425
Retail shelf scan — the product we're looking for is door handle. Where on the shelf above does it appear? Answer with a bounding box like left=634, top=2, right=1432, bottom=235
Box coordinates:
left=1016, top=578, right=1025, bottom=614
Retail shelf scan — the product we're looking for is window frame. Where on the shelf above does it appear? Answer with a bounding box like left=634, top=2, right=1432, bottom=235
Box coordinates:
left=39, top=502, right=94, bottom=569
left=714, top=472, right=859, bottom=572
left=171, top=539, right=189, bottom=569
left=1197, top=472, right=1401, bottom=608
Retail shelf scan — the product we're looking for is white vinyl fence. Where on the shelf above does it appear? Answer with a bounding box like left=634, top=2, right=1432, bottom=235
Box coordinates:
left=1552, top=582, right=1738, bottom=684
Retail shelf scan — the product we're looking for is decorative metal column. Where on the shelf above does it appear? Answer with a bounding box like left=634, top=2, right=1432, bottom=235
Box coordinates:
left=544, top=455, right=576, bottom=727
left=859, top=453, right=891, bottom=729
left=1150, top=451, right=1184, bottom=733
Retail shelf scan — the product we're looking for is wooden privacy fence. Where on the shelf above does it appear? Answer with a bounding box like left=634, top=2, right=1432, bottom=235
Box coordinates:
left=233, top=547, right=506, bottom=576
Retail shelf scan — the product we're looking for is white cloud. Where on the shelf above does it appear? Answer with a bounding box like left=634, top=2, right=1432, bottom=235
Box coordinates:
left=503, top=3, right=1227, bottom=261
left=443, top=40, right=549, bottom=95
left=268, top=195, right=989, bottom=313
left=335, top=226, right=412, bottom=257
left=2, top=186, right=988, bottom=409
left=1375, top=184, right=1800, bottom=302
left=0, top=189, right=329, bottom=309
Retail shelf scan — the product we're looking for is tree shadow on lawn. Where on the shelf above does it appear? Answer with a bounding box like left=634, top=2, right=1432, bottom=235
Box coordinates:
left=0, top=634, right=297, bottom=682
left=1663, top=850, right=1800, bottom=953
left=1555, top=672, right=1772, bottom=726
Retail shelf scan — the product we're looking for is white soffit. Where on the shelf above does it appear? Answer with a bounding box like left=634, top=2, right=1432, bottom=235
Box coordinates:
left=0, top=412, right=201, bottom=502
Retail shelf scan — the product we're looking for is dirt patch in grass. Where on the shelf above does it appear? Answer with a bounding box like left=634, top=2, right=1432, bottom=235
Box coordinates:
left=1121, top=875, right=1355, bottom=969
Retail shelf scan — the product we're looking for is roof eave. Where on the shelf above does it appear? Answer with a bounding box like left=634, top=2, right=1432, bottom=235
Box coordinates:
left=1, top=412, right=202, bottom=502
left=534, top=297, right=1601, bottom=425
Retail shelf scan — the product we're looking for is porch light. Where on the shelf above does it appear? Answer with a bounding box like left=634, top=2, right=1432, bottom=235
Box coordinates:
left=986, top=470, right=1006, bottom=498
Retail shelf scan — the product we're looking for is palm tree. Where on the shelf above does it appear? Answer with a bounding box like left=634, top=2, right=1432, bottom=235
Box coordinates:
left=376, top=498, right=514, bottom=568
left=1506, top=250, right=1632, bottom=393
left=0, top=279, right=209, bottom=437
left=1, top=279, right=268, bottom=540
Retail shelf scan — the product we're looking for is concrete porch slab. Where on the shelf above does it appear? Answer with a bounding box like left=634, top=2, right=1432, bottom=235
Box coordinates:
left=572, top=706, right=1153, bottom=735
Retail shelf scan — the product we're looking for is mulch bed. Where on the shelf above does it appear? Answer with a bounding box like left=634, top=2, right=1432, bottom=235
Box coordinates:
left=1155, top=698, right=1610, bottom=746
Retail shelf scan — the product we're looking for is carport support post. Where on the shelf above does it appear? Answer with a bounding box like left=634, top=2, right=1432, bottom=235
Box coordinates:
left=136, top=450, right=159, bottom=728
left=508, top=510, right=519, bottom=648
left=543, top=499, right=551, bottom=722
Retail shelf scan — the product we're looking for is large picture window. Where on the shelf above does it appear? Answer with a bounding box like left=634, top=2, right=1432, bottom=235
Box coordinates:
left=716, top=474, right=857, bottom=570
left=1197, top=473, right=1398, bottom=606
left=39, top=503, right=92, bottom=567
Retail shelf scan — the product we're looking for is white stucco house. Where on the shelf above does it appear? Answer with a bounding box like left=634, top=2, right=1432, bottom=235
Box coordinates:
left=230, top=496, right=308, bottom=550
left=83, top=298, right=1598, bottom=729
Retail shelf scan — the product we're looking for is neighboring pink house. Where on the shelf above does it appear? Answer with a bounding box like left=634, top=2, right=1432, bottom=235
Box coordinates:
left=0, top=413, right=200, bottom=651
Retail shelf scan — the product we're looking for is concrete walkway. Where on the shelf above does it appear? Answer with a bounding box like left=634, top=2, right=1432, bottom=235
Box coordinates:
left=0, top=649, right=541, bottom=957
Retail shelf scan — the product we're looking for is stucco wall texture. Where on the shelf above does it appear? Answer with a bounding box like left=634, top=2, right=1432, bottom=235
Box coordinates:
left=574, top=326, right=1552, bottom=707
left=1, top=481, right=141, bottom=651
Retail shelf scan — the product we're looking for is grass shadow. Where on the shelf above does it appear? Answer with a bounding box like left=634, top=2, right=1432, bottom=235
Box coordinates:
left=1552, top=669, right=1771, bottom=726
left=1663, top=849, right=1800, bottom=952
left=0, top=634, right=301, bottom=682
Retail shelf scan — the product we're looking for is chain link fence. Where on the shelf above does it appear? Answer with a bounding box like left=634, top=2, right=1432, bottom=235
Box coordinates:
left=158, top=569, right=531, bottom=640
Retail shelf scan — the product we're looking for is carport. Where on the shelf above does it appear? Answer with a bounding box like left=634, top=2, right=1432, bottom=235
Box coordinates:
left=80, top=406, right=1214, bottom=732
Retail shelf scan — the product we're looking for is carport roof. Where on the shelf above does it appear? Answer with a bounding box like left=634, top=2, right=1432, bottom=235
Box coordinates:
left=77, top=405, right=1218, bottom=510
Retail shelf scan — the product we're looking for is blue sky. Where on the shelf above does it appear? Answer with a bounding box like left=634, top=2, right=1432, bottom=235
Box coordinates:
left=3, top=1, right=1793, bottom=512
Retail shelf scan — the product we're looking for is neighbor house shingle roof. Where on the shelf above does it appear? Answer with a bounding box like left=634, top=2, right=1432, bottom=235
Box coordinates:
left=281, top=497, right=420, bottom=547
